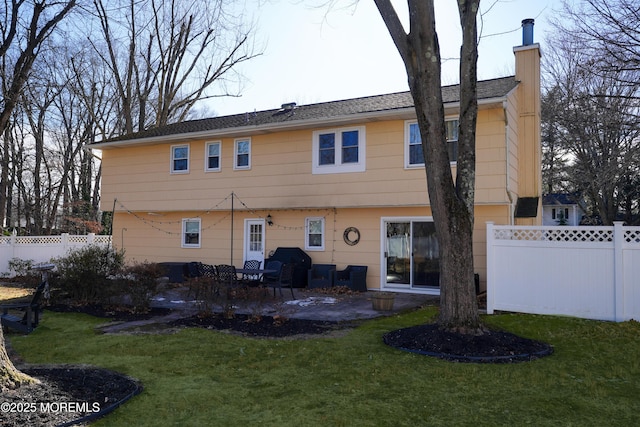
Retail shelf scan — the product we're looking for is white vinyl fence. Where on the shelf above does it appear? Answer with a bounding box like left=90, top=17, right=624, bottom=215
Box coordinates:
left=0, top=233, right=112, bottom=275
left=486, top=222, right=640, bottom=322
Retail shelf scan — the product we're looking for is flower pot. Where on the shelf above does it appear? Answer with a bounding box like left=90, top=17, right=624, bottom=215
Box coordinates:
left=372, top=293, right=395, bottom=311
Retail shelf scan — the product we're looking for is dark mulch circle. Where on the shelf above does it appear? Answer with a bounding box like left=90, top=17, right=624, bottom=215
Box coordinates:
left=167, top=313, right=351, bottom=338
left=1, top=365, right=142, bottom=427
left=383, top=323, right=554, bottom=363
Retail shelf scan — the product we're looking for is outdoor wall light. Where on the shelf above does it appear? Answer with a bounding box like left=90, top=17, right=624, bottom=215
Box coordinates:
left=266, top=214, right=273, bottom=226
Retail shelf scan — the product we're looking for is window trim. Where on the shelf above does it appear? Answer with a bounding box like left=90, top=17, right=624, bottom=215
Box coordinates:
left=404, top=119, right=458, bottom=169
left=205, top=141, right=222, bottom=172
left=171, top=144, right=190, bottom=174
left=305, top=217, right=325, bottom=251
left=234, top=138, right=251, bottom=170
left=312, top=126, right=366, bottom=174
left=182, top=218, right=201, bottom=248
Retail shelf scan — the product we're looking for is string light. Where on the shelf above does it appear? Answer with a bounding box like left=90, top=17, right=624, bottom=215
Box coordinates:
left=115, top=193, right=334, bottom=234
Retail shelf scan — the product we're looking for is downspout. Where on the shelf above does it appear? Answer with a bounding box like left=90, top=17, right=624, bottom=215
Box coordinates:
left=503, top=101, right=515, bottom=225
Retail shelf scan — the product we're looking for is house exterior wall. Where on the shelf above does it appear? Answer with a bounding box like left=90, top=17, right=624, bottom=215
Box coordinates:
left=112, top=204, right=510, bottom=291
left=98, top=43, right=541, bottom=294
left=101, top=107, right=511, bottom=214
left=542, top=204, right=584, bottom=226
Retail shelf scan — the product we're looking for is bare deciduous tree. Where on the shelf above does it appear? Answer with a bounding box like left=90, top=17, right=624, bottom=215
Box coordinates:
left=543, top=0, right=640, bottom=225
left=0, top=0, right=77, bottom=392
left=374, top=0, right=481, bottom=333
left=87, top=0, right=259, bottom=135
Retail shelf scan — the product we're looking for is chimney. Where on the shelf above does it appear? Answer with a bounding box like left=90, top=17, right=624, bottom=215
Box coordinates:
left=513, top=18, right=542, bottom=224
left=521, top=18, right=534, bottom=46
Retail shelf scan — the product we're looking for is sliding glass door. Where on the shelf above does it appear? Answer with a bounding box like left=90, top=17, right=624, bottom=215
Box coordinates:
left=383, top=218, right=440, bottom=291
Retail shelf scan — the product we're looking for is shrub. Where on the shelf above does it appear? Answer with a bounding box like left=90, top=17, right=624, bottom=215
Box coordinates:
left=187, top=276, right=220, bottom=316
left=53, top=245, right=124, bottom=304
left=115, top=262, right=165, bottom=312
left=4, top=258, right=40, bottom=286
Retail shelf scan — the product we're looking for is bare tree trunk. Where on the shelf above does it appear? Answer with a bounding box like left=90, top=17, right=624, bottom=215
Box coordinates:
left=375, top=0, right=481, bottom=333
left=0, top=0, right=76, bottom=390
left=0, top=327, right=39, bottom=391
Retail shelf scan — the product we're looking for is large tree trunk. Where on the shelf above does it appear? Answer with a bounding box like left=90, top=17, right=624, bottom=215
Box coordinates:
left=375, top=0, right=481, bottom=333
left=0, top=327, right=39, bottom=391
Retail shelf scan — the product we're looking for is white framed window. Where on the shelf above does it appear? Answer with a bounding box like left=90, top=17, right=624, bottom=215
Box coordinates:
left=404, top=119, right=459, bottom=168
left=312, top=126, right=366, bottom=174
left=182, top=218, right=201, bottom=248
left=305, top=217, right=325, bottom=251
left=205, top=141, right=221, bottom=172
left=171, top=144, right=190, bottom=173
left=234, top=138, right=251, bottom=170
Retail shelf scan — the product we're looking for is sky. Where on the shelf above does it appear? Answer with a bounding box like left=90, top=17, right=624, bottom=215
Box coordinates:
left=209, top=0, right=554, bottom=117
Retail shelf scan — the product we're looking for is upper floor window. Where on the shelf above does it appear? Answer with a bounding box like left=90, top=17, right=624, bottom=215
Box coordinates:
left=171, top=144, right=189, bottom=173
left=205, top=142, right=221, bottom=172
left=182, top=218, right=201, bottom=248
left=312, top=126, right=366, bottom=174
left=405, top=119, right=459, bottom=168
left=305, top=217, right=325, bottom=251
left=234, top=138, right=251, bottom=170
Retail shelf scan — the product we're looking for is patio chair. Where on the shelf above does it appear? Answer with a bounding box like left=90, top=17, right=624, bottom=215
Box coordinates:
left=333, top=265, right=368, bottom=292
left=265, top=263, right=295, bottom=298
left=307, top=264, right=336, bottom=289
left=1, top=280, right=46, bottom=334
left=262, top=260, right=282, bottom=284
left=215, top=264, right=238, bottom=287
left=241, top=259, right=262, bottom=284
left=198, top=263, right=217, bottom=279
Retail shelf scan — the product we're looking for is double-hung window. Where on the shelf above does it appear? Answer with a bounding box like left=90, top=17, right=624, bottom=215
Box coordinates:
left=305, top=217, right=325, bottom=251
left=312, top=126, right=365, bottom=174
left=234, top=138, right=251, bottom=170
left=405, top=119, right=459, bottom=168
left=171, top=144, right=190, bottom=173
left=182, top=218, right=201, bottom=248
left=205, top=142, right=221, bottom=172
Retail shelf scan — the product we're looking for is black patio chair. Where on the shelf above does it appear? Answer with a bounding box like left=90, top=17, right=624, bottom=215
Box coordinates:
left=241, top=259, right=262, bottom=284
left=333, top=265, right=368, bottom=292
left=262, top=260, right=282, bottom=283
left=307, top=264, right=336, bottom=288
left=215, top=264, right=238, bottom=287
left=1, top=280, right=46, bottom=334
left=265, top=263, right=295, bottom=298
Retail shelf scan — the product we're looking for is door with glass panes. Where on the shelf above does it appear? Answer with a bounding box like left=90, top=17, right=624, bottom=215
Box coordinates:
left=383, top=219, right=440, bottom=291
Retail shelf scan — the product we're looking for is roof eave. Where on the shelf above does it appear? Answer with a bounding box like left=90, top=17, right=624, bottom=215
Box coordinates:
left=90, top=95, right=509, bottom=149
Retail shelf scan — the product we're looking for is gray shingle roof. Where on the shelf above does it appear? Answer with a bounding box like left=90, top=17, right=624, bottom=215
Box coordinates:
left=97, top=76, right=517, bottom=144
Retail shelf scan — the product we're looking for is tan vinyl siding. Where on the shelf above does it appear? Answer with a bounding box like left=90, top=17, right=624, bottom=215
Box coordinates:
left=101, top=105, right=513, bottom=213
left=112, top=203, right=509, bottom=292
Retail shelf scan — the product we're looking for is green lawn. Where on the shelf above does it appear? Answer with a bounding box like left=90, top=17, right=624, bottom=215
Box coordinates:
left=8, top=308, right=640, bottom=426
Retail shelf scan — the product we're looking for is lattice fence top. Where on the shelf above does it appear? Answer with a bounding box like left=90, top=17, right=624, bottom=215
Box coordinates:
left=0, top=234, right=112, bottom=245
left=15, top=236, right=64, bottom=245
left=626, top=229, right=640, bottom=243
left=67, top=235, right=89, bottom=244
left=493, top=227, right=613, bottom=242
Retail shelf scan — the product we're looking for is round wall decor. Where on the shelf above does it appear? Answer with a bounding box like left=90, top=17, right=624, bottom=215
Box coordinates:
left=343, top=227, right=360, bottom=246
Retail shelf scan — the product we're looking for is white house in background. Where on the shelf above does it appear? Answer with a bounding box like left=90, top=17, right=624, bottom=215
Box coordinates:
left=542, top=193, right=587, bottom=226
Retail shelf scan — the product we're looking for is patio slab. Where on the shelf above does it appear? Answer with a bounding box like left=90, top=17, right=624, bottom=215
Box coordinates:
left=150, top=286, right=439, bottom=322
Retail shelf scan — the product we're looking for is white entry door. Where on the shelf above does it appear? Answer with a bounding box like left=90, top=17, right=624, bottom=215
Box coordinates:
left=243, top=219, right=265, bottom=265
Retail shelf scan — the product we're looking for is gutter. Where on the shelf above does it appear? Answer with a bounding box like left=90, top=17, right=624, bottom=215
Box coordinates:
left=503, top=100, right=515, bottom=225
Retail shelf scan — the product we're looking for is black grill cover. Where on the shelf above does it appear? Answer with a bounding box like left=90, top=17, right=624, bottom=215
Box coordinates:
left=265, top=247, right=312, bottom=288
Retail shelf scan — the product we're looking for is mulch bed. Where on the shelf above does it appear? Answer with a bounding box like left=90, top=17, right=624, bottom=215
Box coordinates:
left=166, top=313, right=350, bottom=338
left=383, top=323, right=554, bottom=363
left=1, top=364, right=142, bottom=427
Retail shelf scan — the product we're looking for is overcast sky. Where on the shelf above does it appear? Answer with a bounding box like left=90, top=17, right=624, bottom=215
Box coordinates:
left=208, top=0, right=553, bottom=117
